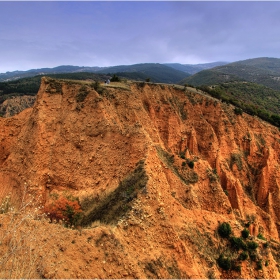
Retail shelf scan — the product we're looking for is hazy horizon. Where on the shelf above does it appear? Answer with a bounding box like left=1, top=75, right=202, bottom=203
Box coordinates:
left=1, top=1, right=280, bottom=72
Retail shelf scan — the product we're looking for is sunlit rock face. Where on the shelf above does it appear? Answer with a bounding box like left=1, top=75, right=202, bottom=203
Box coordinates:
left=0, top=78, right=279, bottom=278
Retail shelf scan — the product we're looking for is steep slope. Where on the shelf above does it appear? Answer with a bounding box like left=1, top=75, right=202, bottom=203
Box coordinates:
left=0, top=95, right=36, bottom=117
left=0, top=78, right=280, bottom=278
left=0, top=73, right=109, bottom=115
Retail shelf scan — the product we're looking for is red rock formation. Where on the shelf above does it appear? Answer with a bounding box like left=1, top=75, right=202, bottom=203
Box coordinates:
left=0, top=78, right=279, bottom=278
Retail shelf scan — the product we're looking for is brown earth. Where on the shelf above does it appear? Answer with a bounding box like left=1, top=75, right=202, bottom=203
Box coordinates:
left=0, top=77, right=280, bottom=278
left=0, top=95, right=36, bottom=117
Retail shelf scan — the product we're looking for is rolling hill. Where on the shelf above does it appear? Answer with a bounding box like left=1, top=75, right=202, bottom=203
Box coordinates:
left=96, top=63, right=190, bottom=84
left=0, top=65, right=107, bottom=82
left=0, top=63, right=190, bottom=84
left=180, top=57, right=280, bottom=90
left=164, top=61, right=228, bottom=74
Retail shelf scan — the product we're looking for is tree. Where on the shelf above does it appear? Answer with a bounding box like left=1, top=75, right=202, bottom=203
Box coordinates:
left=44, top=195, right=83, bottom=227
left=218, top=222, right=232, bottom=238
left=217, top=254, right=231, bottom=270
left=110, top=74, right=120, bottom=82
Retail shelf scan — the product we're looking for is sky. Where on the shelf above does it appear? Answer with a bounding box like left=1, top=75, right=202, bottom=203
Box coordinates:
left=0, top=1, right=280, bottom=73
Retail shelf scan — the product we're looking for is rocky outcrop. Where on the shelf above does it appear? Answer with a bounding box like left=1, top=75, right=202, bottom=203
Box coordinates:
left=0, top=78, right=279, bottom=278
left=0, top=95, right=36, bottom=117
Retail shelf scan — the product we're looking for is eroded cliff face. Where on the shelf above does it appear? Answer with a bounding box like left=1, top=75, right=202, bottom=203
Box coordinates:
left=0, top=77, right=280, bottom=278
left=0, top=95, right=36, bottom=117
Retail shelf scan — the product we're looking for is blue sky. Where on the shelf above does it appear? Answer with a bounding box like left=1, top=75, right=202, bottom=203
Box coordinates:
left=1, top=1, right=280, bottom=72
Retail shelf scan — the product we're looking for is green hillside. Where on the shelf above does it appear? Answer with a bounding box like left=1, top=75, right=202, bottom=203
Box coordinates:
left=230, top=57, right=280, bottom=74
left=180, top=69, right=243, bottom=86
left=196, top=82, right=280, bottom=127
left=97, top=63, right=189, bottom=84
left=0, top=66, right=105, bottom=82
left=181, top=57, right=280, bottom=91
left=164, top=61, right=227, bottom=74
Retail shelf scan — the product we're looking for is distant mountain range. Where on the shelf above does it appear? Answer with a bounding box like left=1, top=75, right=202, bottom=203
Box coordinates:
left=0, top=65, right=106, bottom=82
left=164, top=61, right=228, bottom=74
left=0, top=62, right=227, bottom=83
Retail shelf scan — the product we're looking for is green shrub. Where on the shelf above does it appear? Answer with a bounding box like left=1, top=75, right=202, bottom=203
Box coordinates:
left=44, top=195, right=83, bottom=227
left=234, top=107, right=243, bottom=115
left=263, top=242, right=269, bottom=248
left=0, top=195, right=11, bottom=214
left=230, top=236, right=247, bottom=251
left=257, top=233, right=266, bottom=240
left=218, top=222, right=232, bottom=238
left=247, top=241, right=258, bottom=250
left=249, top=252, right=257, bottom=261
left=179, top=152, right=185, bottom=159
left=187, top=160, right=194, bottom=169
left=256, top=260, right=262, bottom=270
left=207, top=168, right=220, bottom=182
left=231, top=261, right=241, bottom=272
left=230, top=153, right=243, bottom=171
left=91, top=81, right=100, bottom=90
left=238, top=251, right=248, bottom=261
left=241, top=229, right=249, bottom=239
left=245, top=222, right=250, bottom=228
left=217, top=254, right=231, bottom=271
left=76, top=91, right=88, bottom=103
left=92, top=80, right=106, bottom=95
left=111, top=74, right=120, bottom=82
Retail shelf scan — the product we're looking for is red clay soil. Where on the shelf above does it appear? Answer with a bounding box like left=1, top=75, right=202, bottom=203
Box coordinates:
left=0, top=77, right=279, bottom=278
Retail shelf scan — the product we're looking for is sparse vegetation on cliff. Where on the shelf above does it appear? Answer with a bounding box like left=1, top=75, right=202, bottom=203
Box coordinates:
left=194, top=83, right=280, bottom=127
left=0, top=77, right=279, bottom=278
left=216, top=222, right=271, bottom=275
left=80, top=160, right=148, bottom=226
left=218, top=222, right=232, bottom=238
left=241, top=228, right=250, bottom=239
left=230, top=153, right=243, bottom=171
left=44, top=194, right=83, bottom=227
left=217, top=254, right=231, bottom=270
left=45, top=78, right=63, bottom=94
left=76, top=85, right=89, bottom=102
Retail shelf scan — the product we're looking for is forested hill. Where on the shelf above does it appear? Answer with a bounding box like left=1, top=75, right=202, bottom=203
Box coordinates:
left=96, top=63, right=190, bottom=84
left=164, top=61, right=228, bottom=74
left=0, top=66, right=105, bottom=82
left=180, top=57, right=280, bottom=91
